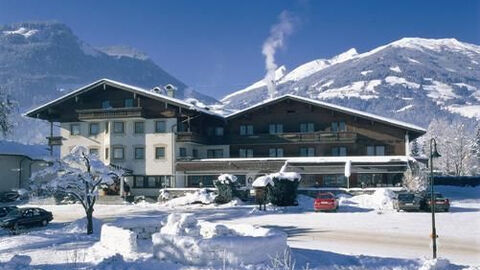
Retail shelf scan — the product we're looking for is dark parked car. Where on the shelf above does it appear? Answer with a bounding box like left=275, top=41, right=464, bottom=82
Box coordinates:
left=394, top=192, right=422, bottom=212
left=0, top=206, right=18, bottom=218
left=423, top=193, right=450, bottom=212
left=0, top=207, right=53, bottom=231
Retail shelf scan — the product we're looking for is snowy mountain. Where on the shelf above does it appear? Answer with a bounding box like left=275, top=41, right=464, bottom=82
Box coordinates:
left=221, top=38, right=480, bottom=128
left=0, top=22, right=217, bottom=143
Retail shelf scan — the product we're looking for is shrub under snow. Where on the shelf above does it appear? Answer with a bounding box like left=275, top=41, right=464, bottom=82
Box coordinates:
left=214, top=174, right=238, bottom=204
left=261, top=172, right=301, bottom=206
left=152, top=213, right=288, bottom=266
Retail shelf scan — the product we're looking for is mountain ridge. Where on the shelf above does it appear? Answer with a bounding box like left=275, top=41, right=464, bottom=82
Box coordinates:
left=220, top=37, right=480, bottom=129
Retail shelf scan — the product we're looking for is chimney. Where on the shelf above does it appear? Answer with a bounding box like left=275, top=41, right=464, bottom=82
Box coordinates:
left=151, top=86, right=162, bottom=94
left=164, top=84, right=177, bottom=98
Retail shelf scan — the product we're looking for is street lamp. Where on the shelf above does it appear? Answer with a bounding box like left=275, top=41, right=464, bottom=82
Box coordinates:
left=429, top=138, right=441, bottom=259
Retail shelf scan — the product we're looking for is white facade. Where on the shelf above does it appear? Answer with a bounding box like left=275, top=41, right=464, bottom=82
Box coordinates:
left=60, top=118, right=229, bottom=196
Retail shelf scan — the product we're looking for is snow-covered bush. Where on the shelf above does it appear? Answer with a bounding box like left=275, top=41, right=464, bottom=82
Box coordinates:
left=157, top=189, right=170, bottom=202
left=265, top=172, right=301, bottom=206
left=152, top=213, right=288, bottom=266
left=213, top=174, right=238, bottom=204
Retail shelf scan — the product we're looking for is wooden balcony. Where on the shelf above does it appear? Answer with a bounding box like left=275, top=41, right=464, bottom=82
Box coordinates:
left=176, top=131, right=357, bottom=145
left=176, top=132, right=211, bottom=144
left=228, top=131, right=357, bottom=145
left=76, top=107, right=144, bottom=120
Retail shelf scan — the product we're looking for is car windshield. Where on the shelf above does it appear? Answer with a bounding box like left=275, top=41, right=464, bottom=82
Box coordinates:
left=317, top=194, right=334, bottom=199
left=398, top=194, right=414, bottom=201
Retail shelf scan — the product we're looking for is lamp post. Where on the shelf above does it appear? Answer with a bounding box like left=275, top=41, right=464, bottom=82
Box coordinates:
left=429, top=138, right=441, bottom=259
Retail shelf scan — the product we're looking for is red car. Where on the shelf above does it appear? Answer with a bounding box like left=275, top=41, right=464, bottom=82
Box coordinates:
left=314, top=192, right=339, bottom=212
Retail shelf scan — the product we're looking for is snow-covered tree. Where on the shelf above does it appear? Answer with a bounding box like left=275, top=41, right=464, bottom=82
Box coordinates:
left=403, top=162, right=428, bottom=192
left=32, top=146, right=123, bottom=234
left=423, top=119, right=476, bottom=176
left=0, top=88, right=14, bottom=136
left=410, top=139, right=421, bottom=156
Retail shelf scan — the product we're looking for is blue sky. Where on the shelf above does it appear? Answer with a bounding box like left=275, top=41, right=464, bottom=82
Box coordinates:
left=1, top=0, right=479, bottom=99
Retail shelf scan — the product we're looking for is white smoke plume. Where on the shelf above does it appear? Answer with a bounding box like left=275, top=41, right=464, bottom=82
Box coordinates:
left=262, top=11, right=294, bottom=99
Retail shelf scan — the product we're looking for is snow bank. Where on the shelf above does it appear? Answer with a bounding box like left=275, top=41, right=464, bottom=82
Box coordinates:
left=162, top=188, right=216, bottom=207
left=152, top=213, right=288, bottom=266
left=100, top=224, right=138, bottom=254
left=252, top=172, right=301, bottom=187
left=63, top=217, right=102, bottom=234
left=419, top=258, right=456, bottom=270
left=340, top=189, right=396, bottom=211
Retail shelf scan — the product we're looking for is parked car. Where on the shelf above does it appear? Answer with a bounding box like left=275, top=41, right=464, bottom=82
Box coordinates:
left=314, top=192, right=339, bottom=212
left=0, top=207, right=53, bottom=231
left=394, top=192, right=422, bottom=212
left=0, top=206, right=18, bottom=218
left=0, top=191, right=19, bottom=202
left=423, top=193, right=450, bottom=212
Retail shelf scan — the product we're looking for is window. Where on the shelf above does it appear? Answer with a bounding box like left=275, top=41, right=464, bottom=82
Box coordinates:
left=124, top=98, right=134, bottom=108
left=102, top=100, right=111, bottom=109
left=89, top=148, right=99, bottom=157
left=179, top=147, right=187, bottom=157
left=134, top=176, right=145, bottom=188
left=113, top=121, right=124, bottom=134
left=332, top=147, right=347, bottom=156
left=134, top=122, right=144, bottom=134
left=135, top=147, right=145, bottom=160
left=192, top=149, right=199, bottom=158
left=89, top=123, right=100, bottom=135
left=300, top=147, right=315, bottom=157
left=133, top=175, right=170, bottom=188
left=367, top=146, right=375, bottom=156
left=239, top=149, right=253, bottom=158
left=105, top=147, right=109, bottom=160
left=331, top=121, right=346, bottom=132
left=214, top=127, right=224, bottom=136
left=207, top=149, right=224, bottom=158
left=147, top=176, right=157, bottom=188
left=375, top=146, right=385, bottom=156
left=113, top=147, right=124, bottom=160
left=269, top=148, right=284, bottom=157
left=155, top=147, right=165, bottom=159
left=70, top=124, right=80, bottom=135
left=240, top=125, right=254, bottom=135
left=269, top=124, right=283, bottom=134
left=323, top=175, right=348, bottom=187
left=367, top=145, right=385, bottom=156
left=155, top=121, right=166, bottom=133
left=105, top=122, right=109, bottom=133
left=300, top=123, right=315, bottom=133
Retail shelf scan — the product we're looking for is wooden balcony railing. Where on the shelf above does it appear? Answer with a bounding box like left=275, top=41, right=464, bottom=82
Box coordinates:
left=227, top=131, right=357, bottom=144
left=176, top=131, right=357, bottom=145
left=76, top=107, right=144, bottom=120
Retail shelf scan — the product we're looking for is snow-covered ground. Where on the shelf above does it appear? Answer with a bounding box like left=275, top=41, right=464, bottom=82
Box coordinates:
left=0, top=186, right=479, bottom=269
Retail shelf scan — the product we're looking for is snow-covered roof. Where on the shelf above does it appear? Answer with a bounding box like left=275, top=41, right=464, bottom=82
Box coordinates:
left=24, top=78, right=222, bottom=118
left=226, top=94, right=426, bottom=134
left=197, top=155, right=415, bottom=164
